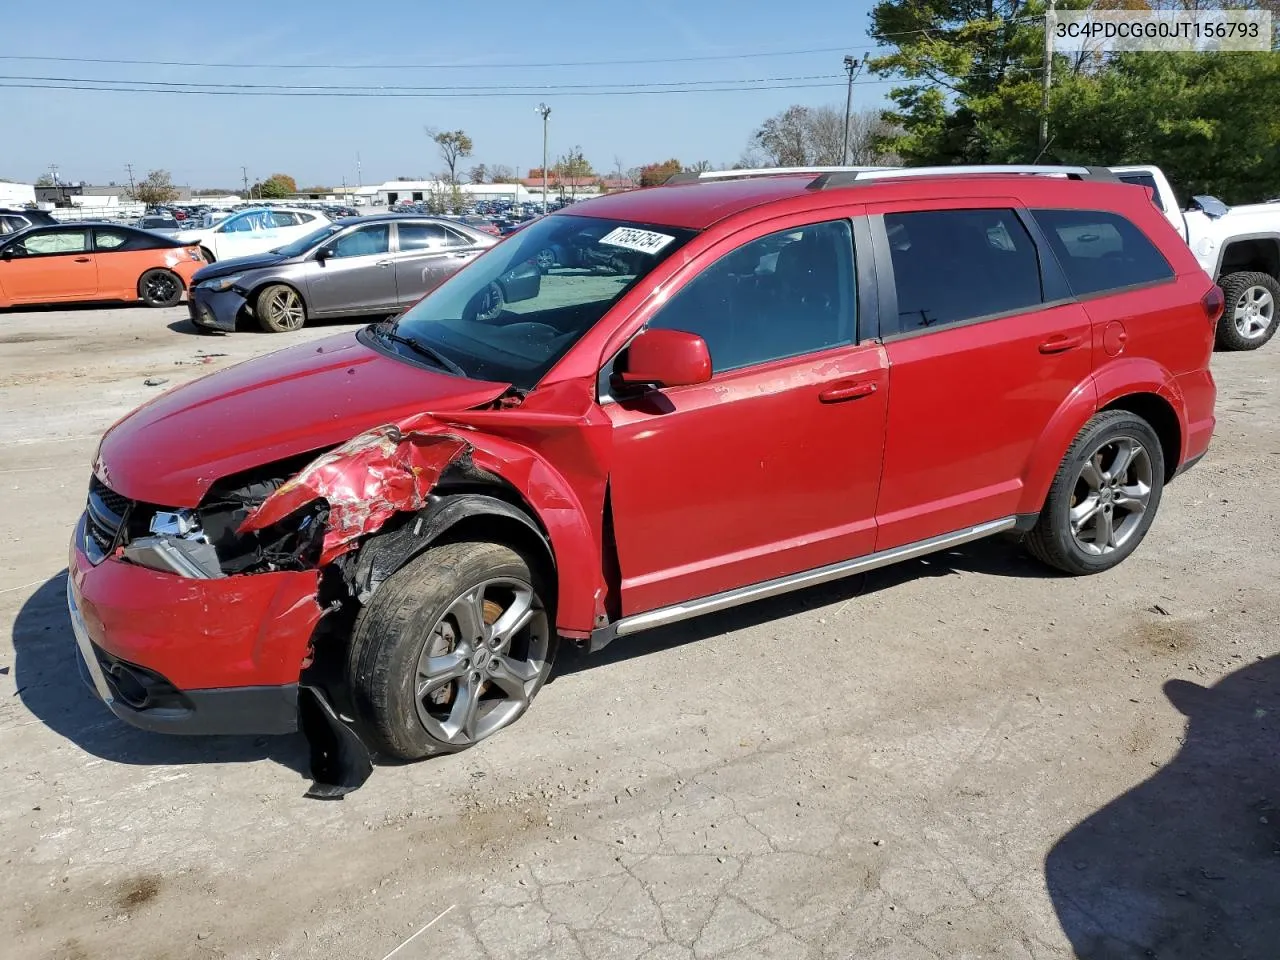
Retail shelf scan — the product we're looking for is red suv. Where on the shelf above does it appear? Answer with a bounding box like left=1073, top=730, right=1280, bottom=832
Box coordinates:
left=68, top=166, right=1220, bottom=765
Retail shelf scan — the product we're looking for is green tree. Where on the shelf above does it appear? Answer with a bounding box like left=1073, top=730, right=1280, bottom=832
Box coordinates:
left=35, top=173, right=54, bottom=186
left=638, top=158, right=683, bottom=186
left=132, top=169, right=180, bottom=206
left=552, top=146, right=594, bottom=196
left=427, top=128, right=473, bottom=185
left=253, top=173, right=297, bottom=199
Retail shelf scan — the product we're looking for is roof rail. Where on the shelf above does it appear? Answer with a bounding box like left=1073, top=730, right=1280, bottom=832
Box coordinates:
left=663, top=165, right=891, bottom=186
left=808, top=164, right=1119, bottom=190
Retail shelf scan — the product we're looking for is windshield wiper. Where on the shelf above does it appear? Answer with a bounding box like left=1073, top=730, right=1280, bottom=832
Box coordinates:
left=371, top=322, right=467, bottom=377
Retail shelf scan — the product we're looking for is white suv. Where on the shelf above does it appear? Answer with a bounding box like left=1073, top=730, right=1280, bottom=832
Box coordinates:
left=176, top=207, right=331, bottom=263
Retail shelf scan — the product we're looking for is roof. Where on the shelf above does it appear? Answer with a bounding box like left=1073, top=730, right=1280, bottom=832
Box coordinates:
left=560, top=170, right=1142, bottom=231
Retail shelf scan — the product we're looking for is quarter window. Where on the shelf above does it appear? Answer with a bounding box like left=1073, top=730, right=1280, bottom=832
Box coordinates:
left=95, top=229, right=129, bottom=250
left=647, top=220, right=856, bottom=373
left=884, top=209, right=1043, bottom=335
left=1033, top=209, right=1174, bottom=297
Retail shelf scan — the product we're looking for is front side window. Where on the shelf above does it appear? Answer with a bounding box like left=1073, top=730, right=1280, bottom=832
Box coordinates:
left=376, top=215, right=696, bottom=389
left=12, top=229, right=89, bottom=256
left=648, top=220, right=856, bottom=373
left=884, top=208, right=1043, bottom=334
left=1033, top=208, right=1174, bottom=297
left=329, top=224, right=390, bottom=259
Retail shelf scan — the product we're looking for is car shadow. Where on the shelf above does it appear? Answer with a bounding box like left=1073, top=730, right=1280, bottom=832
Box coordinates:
left=10, top=572, right=311, bottom=777
left=1, top=300, right=183, bottom=314
left=165, top=313, right=389, bottom=336
left=1045, top=654, right=1280, bottom=959
left=553, top=535, right=1058, bottom=677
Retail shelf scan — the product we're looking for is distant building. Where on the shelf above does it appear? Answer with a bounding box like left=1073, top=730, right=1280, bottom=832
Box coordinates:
left=0, top=181, right=36, bottom=206
left=35, top=181, right=193, bottom=206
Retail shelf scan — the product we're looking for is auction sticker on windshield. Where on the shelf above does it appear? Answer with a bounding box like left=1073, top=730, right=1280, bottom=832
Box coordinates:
left=599, top=227, right=676, bottom=255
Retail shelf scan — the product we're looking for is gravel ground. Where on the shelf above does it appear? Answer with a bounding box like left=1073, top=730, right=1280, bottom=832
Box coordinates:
left=1, top=304, right=1277, bottom=960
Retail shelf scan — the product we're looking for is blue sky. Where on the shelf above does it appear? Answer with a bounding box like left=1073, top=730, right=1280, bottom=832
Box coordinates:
left=2, top=0, right=888, bottom=189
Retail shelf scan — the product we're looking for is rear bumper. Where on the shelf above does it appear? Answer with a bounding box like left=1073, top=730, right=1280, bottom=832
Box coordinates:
left=68, top=515, right=322, bottom=735
left=1175, top=367, right=1216, bottom=470
left=188, top=286, right=246, bottom=332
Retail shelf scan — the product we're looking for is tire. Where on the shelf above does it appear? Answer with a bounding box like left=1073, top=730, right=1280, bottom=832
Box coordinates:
left=347, top=541, right=557, bottom=761
left=138, top=268, right=184, bottom=307
left=475, top=281, right=505, bottom=322
left=534, top=247, right=556, bottom=273
left=199, top=247, right=216, bottom=264
left=1026, top=410, right=1165, bottom=576
left=255, top=283, right=307, bottom=333
left=1215, top=271, right=1279, bottom=351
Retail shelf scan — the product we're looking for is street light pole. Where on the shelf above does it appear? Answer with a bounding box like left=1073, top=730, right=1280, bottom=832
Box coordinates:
left=1040, top=0, right=1056, bottom=153
left=841, top=56, right=861, bottom=166
left=536, top=103, right=551, bottom=216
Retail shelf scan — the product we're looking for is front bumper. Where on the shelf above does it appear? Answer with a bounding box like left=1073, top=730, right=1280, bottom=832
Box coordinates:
left=68, top=514, right=322, bottom=735
left=188, top=285, right=247, bottom=332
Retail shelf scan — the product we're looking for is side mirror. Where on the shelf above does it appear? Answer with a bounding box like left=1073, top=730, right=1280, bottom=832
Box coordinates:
left=1191, top=195, right=1229, bottom=219
left=618, top=328, right=712, bottom=389
left=316, top=246, right=333, bottom=262
left=0, top=248, right=12, bottom=261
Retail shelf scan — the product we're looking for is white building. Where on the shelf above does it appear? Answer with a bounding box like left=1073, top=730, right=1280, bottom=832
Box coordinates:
left=0, top=181, right=37, bottom=206
left=371, top=180, right=533, bottom=206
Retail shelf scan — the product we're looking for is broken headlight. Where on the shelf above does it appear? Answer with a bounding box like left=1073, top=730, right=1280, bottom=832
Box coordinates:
left=121, top=509, right=222, bottom=579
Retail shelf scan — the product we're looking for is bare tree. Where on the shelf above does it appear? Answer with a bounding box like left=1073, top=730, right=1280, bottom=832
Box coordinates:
left=425, top=128, right=473, bottom=186
left=467, top=164, right=489, bottom=184
left=488, top=164, right=517, bottom=184
left=751, top=105, right=898, bottom=167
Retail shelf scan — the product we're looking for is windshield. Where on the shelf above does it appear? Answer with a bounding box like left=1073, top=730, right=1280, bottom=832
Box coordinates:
left=371, top=214, right=696, bottom=390
left=272, top=222, right=346, bottom=256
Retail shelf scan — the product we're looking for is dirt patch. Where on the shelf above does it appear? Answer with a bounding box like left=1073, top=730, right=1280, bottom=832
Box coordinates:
left=114, top=874, right=162, bottom=911
left=1127, top=617, right=1203, bottom=656
left=0, top=333, right=74, bottom=345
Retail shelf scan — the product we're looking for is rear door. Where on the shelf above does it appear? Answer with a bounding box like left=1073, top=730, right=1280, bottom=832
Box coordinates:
left=0, top=227, right=97, bottom=302
left=306, top=222, right=397, bottom=315
left=869, top=199, right=1093, bottom=550
left=392, top=221, right=468, bottom=305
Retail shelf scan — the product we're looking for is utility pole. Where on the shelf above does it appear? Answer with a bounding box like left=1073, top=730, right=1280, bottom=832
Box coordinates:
left=841, top=56, right=861, bottom=166
left=356, top=152, right=362, bottom=187
left=1040, top=0, right=1056, bottom=154
left=241, top=165, right=250, bottom=199
left=535, top=103, right=551, bottom=215
left=125, top=163, right=136, bottom=199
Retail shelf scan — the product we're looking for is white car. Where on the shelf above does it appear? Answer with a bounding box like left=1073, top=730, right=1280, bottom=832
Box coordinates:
left=176, top=207, right=331, bottom=263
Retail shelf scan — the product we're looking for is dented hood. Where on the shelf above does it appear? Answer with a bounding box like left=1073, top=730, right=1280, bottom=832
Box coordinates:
left=95, top=332, right=511, bottom=506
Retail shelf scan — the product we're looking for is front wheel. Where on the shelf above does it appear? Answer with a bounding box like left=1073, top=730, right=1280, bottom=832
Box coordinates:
left=138, top=268, right=183, bottom=307
left=347, top=541, right=557, bottom=761
left=255, top=283, right=307, bottom=332
left=1026, top=411, right=1165, bottom=575
left=1216, top=271, right=1279, bottom=351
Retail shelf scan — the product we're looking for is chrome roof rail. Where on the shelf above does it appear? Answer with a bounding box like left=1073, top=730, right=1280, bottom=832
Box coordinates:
left=663, top=165, right=893, bottom=185
left=808, top=165, right=1119, bottom=190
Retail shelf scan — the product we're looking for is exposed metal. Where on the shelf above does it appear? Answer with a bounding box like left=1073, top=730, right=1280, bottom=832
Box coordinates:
left=604, top=517, right=1017, bottom=641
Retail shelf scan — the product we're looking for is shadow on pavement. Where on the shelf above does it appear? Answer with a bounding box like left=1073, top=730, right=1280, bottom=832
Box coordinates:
left=1045, top=654, right=1280, bottom=959
left=11, top=571, right=310, bottom=777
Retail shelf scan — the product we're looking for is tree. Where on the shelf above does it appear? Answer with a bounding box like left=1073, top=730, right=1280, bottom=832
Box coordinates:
left=488, top=164, right=517, bottom=183
left=427, top=128, right=473, bottom=186
left=252, top=173, right=297, bottom=199
left=467, top=164, right=489, bottom=184
left=749, top=105, right=898, bottom=167
left=35, top=173, right=54, bottom=186
left=132, top=169, right=180, bottom=206
left=299, top=184, right=331, bottom=194
left=552, top=146, right=594, bottom=197
left=638, top=158, right=683, bottom=187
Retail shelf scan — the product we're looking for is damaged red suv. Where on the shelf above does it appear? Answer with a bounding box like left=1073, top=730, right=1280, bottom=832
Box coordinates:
left=69, top=166, right=1220, bottom=767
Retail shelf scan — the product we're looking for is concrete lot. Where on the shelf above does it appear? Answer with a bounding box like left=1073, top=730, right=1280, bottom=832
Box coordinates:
left=1, top=304, right=1277, bottom=960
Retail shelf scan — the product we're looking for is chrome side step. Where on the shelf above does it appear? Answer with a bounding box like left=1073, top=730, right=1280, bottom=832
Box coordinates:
left=590, top=517, right=1017, bottom=650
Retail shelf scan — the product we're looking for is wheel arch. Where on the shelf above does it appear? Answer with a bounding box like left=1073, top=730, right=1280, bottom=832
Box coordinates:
left=1099, top=392, right=1181, bottom=483
left=1214, top=233, right=1280, bottom=281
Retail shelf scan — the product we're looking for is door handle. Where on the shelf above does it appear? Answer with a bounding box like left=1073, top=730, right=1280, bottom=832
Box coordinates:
left=1038, top=334, right=1083, bottom=354
left=375, top=259, right=393, bottom=268
left=818, top=381, right=878, bottom=403
left=451, top=252, right=472, bottom=258
left=74, top=257, right=91, bottom=263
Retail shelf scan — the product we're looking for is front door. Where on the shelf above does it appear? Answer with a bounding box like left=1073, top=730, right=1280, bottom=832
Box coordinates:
left=305, top=222, right=397, bottom=315
left=392, top=222, right=481, bottom=306
left=868, top=201, right=1093, bottom=550
left=606, top=216, right=889, bottom=615
left=0, top=228, right=97, bottom=302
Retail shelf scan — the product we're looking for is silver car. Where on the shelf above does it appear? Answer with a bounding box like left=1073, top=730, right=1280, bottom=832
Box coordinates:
left=187, top=215, right=524, bottom=333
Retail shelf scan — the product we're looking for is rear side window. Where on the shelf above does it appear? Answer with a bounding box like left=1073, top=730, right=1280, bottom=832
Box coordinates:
left=1033, top=209, right=1174, bottom=297
left=884, top=209, right=1043, bottom=335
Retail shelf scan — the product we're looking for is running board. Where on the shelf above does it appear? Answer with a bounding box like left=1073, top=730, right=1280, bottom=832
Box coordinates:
left=588, top=517, right=1017, bottom=651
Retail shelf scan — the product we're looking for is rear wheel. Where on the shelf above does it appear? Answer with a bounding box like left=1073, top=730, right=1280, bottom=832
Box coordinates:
left=199, top=247, right=216, bottom=264
left=138, top=268, right=183, bottom=307
left=1216, top=271, right=1279, bottom=351
left=1026, top=411, right=1164, bottom=575
left=255, top=283, right=306, bottom=332
left=347, top=541, right=556, bottom=761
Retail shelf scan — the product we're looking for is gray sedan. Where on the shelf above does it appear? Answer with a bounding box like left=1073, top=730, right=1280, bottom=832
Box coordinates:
left=187, top=215, right=526, bottom=333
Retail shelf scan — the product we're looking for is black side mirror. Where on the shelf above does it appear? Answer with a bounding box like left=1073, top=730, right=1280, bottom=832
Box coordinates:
left=316, top=246, right=333, bottom=262
left=0, top=248, right=13, bottom=261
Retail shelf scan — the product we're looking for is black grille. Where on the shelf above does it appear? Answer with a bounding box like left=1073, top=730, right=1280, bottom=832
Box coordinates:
left=89, top=475, right=131, bottom=517
left=85, top=475, right=136, bottom=559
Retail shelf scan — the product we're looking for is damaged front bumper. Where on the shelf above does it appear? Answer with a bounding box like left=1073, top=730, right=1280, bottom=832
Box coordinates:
left=68, top=514, right=321, bottom=735
left=188, top=285, right=246, bottom=332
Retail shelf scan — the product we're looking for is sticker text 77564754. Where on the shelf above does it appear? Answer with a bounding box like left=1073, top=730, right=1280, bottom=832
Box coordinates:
left=598, top=227, right=676, bottom=255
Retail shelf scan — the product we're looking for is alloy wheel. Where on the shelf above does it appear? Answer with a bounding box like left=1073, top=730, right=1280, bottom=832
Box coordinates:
left=145, top=273, right=178, bottom=304
left=414, top=577, right=550, bottom=746
left=1233, top=284, right=1275, bottom=340
left=1069, top=437, right=1153, bottom=556
left=265, top=288, right=305, bottom=330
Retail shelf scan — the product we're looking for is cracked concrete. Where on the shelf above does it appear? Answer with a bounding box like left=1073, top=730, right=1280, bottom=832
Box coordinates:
left=2, top=305, right=1278, bottom=959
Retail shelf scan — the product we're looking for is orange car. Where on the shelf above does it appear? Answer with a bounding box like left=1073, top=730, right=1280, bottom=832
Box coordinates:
left=0, top=223, right=205, bottom=308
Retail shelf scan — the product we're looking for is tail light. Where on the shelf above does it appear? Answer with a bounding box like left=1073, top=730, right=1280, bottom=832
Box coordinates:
left=1201, top=284, right=1225, bottom=325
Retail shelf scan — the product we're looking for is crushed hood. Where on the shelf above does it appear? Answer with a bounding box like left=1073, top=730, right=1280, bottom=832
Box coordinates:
left=95, top=333, right=511, bottom=506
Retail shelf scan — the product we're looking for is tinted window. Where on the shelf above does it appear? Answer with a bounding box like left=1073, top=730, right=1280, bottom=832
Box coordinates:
left=13, top=229, right=89, bottom=255
left=398, top=222, right=450, bottom=251
left=884, top=209, right=1042, bottom=334
left=1117, top=173, right=1165, bottom=212
left=0, top=215, right=28, bottom=234
left=1033, top=208, right=1174, bottom=297
left=330, top=224, right=390, bottom=258
left=648, top=220, right=855, bottom=372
